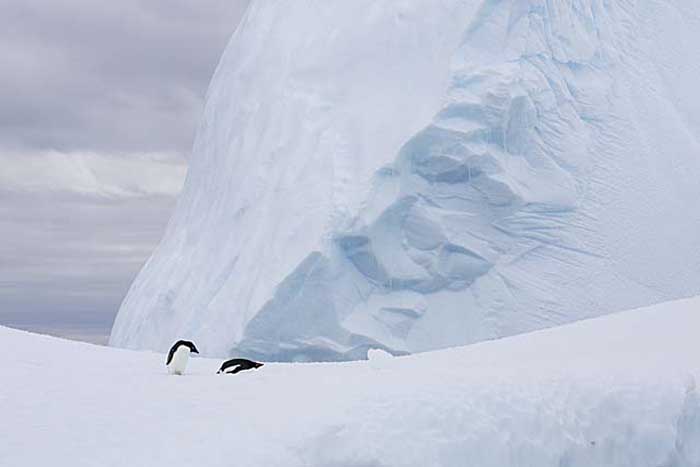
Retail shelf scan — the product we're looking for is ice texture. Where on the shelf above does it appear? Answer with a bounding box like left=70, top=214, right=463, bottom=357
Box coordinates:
left=111, top=0, right=700, bottom=360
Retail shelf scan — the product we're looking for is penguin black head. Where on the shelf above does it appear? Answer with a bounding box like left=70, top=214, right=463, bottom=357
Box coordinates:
left=172, top=340, right=199, bottom=353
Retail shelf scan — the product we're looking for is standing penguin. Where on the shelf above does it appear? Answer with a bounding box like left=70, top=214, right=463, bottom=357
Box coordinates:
left=166, top=340, right=199, bottom=375
left=217, top=358, right=264, bottom=375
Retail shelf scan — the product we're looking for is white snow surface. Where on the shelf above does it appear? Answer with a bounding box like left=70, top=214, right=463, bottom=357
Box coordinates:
left=5, top=297, right=700, bottom=466
left=367, top=347, right=394, bottom=370
left=111, top=0, right=700, bottom=360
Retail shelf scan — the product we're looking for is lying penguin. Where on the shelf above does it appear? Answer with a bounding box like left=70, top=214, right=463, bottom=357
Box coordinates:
left=217, top=358, right=264, bottom=375
left=166, top=340, right=199, bottom=375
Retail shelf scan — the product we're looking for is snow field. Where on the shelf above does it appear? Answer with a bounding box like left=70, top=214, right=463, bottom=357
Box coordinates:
left=4, top=296, right=700, bottom=466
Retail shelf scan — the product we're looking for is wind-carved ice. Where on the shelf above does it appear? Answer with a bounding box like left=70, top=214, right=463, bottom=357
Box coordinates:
left=110, top=0, right=700, bottom=360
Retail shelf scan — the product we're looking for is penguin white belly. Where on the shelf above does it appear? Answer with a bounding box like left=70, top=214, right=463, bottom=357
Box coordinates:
left=167, top=347, right=190, bottom=375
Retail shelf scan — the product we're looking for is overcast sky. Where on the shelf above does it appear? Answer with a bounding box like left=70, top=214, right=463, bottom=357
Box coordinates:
left=0, top=0, right=249, bottom=342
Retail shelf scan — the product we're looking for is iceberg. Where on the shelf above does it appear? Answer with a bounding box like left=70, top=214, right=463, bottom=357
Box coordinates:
left=111, top=0, right=700, bottom=360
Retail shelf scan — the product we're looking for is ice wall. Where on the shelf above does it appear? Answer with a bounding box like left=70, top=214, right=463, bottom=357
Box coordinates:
left=111, top=0, right=700, bottom=360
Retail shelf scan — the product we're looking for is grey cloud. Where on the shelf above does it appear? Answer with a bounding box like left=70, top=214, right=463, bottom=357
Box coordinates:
left=0, top=190, right=179, bottom=343
left=0, top=0, right=249, bottom=156
left=0, top=190, right=177, bottom=310
left=0, top=1, right=249, bottom=340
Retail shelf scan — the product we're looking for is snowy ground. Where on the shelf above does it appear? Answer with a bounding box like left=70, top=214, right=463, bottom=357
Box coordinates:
left=3, top=297, right=700, bottom=467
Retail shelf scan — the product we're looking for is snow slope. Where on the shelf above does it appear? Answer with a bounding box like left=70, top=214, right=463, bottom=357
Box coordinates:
left=111, top=0, right=700, bottom=360
left=5, top=297, right=700, bottom=466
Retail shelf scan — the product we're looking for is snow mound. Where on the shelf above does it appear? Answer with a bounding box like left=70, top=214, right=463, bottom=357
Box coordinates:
left=6, top=297, right=700, bottom=466
left=367, top=347, right=394, bottom=370
left=111, top=0, right=700, bottom=360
